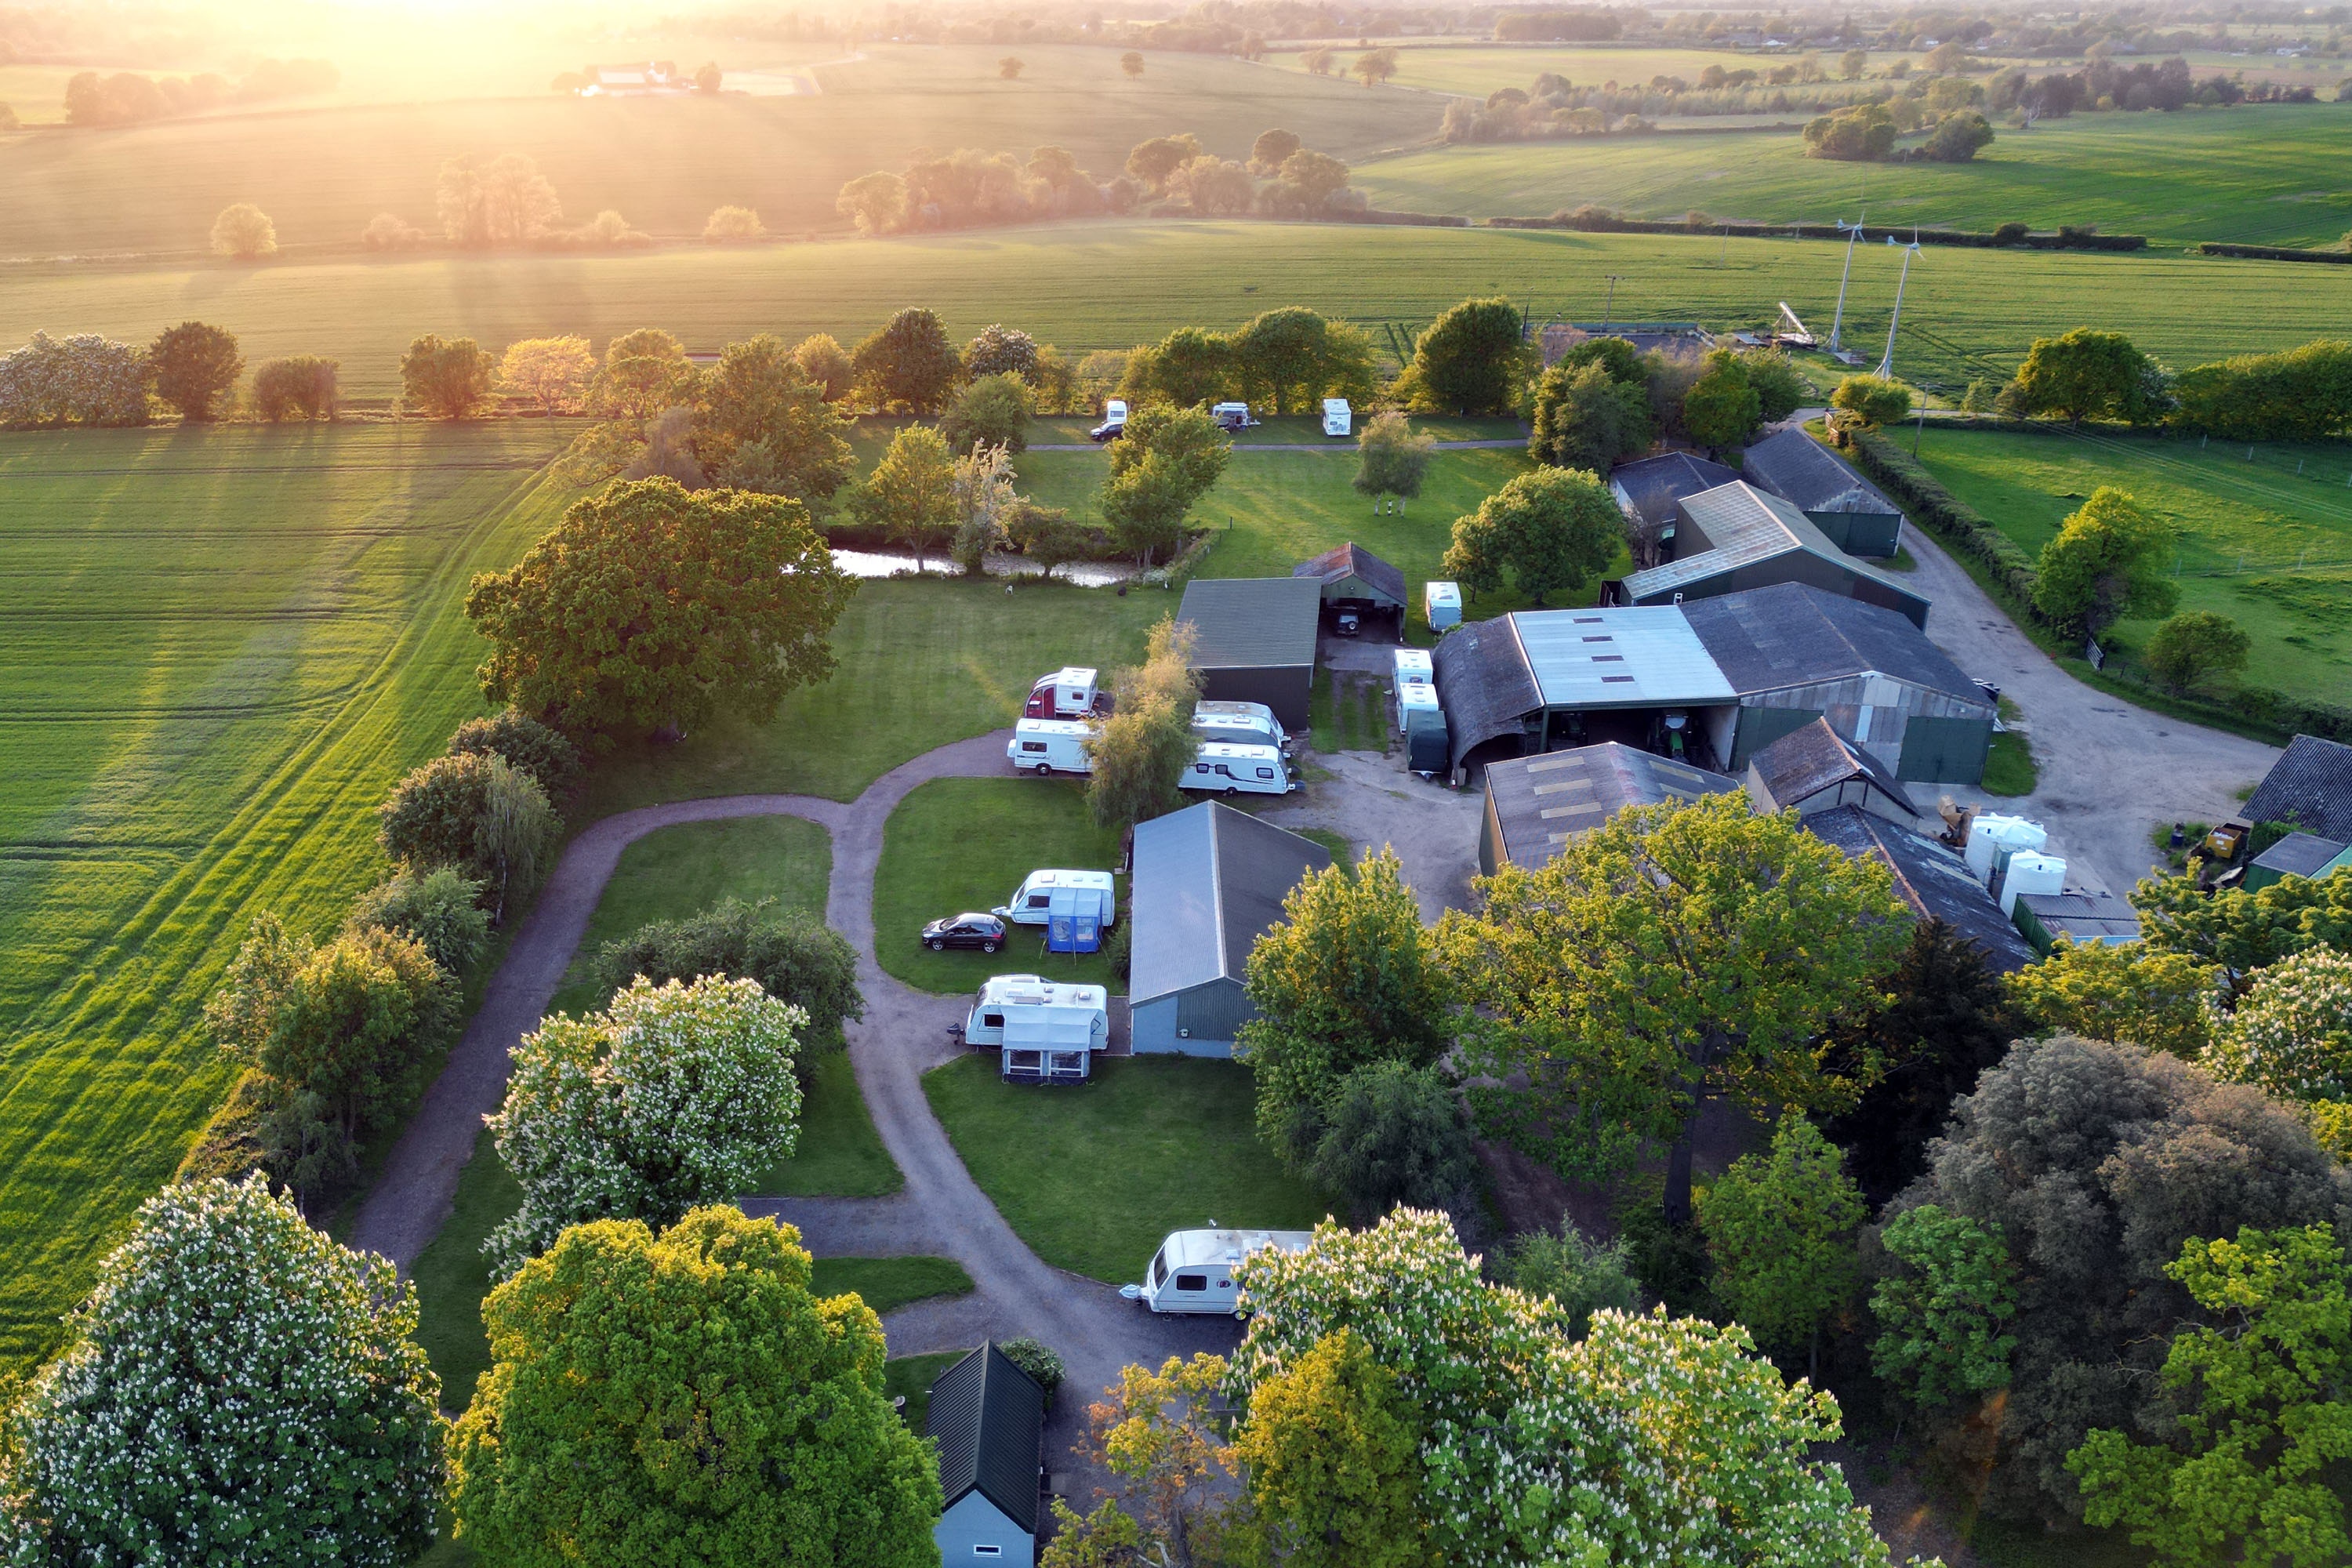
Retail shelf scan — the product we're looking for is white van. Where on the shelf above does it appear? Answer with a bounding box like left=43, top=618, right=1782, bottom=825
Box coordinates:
left=1120, top=1227, right=1316, bottom=1316
left=1181, top=741, right=1298, bottom=797
left=963, top=975, right=1109, bottom=1083
left=993, top=869, right=1116, bottom=928
left=1322, top=397, right=1352, bottom=437
left=1007, top=718, right=1094, bottom=775
left=1024, top=667, right=1098, bottom=719
left=1191, top=700, right=1290, bottom=753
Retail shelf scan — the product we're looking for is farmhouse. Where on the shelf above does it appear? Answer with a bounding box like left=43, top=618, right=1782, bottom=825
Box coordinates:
left=1605, top=482, right=1931, bottom=630
left=1293, top=542, right=1406, bottom=631
left=1175, top=577, right=1322, bottom=731
left=2244, top=734, right=2352, bottom=844
left=1740, top=429, right=1906, bottom=558
left=1744, top=716, right=1921, bottom=820
left=1128, top=803, right=1330, bottom=1056
left=1478, top=742, right=1740, bottom=874
left=1801, top=804, right=2036, bottom=971
left=927, top=1344, right=1044, bottom=1568
left=1610, top=452, right=1740, bottom=535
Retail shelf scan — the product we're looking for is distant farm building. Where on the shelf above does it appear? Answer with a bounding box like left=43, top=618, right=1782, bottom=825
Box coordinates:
left=1478, top=742, right=1740, bottom=874
left=1541, top=322, right=1715, bottom=362
left=1740, top=429, right=1905, bottom=559
left=1293, top=543, right=1406, bottom=631
left=1176, top=577, right=1321, bottom=731
left=2244, top=735, right=2352, bottom=845
left=1605, top=482, right=1930, bottom=630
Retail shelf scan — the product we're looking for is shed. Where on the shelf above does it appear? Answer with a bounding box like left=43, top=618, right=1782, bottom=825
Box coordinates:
left=928, top=1344, right=1044, bottom=1568
left=1610, top=452, right=1740, bottom=535
left=2013, top=890, right=2142, bottom=956
left=2244, top=735, right=2352, bottom=845
left=1176, top=577, right=1322, bottom=732
left=1479, top=742, right=1740, bottom=874
left=1801, top=804, right=2035, bottom=972
left=1607, top=483, right=1931, bottom=630
left=1294, top=543, right=1406, bottom=624
left=2243, top=830, right=2351, bottom=894
left=1740, top=429, right=1906, bottom=558
left=1682, top=583, right=1994, bottom=783
left=1129, top=803, right=1330, bottom=1055
left=1744, top=717, right=1920, bottom=820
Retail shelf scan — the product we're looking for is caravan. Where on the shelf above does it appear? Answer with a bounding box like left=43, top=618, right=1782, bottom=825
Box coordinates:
left=993, top=869, right=1117, bottom=931
left=1023, top=667, right=1100, bottom=719
left=1321, top=398, right=1352, bottom=438
left=1191, top=699, right=1290, bottom=753
left=1007, top=718, right=1095, bottom=775
left=1181, top=742, right=1298, bottom=797
left=1121, top=1227, right=1316, bottom=1315
left=961, top=975, right=1109, bottom=1084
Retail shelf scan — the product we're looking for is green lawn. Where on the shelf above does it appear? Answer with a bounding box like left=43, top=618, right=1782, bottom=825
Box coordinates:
left=760, top=1051, right=902, bottom=1199
left=409, top=1129, right=523, bottom=1412
left=887, top=1349, right=973, bottom=1435
left=874, top=778, right=1126, bottom=996
left=1911, top=425, right=2352, bottom=704
left=811, top=1254, right=975, bottom=1314
left=922, top=1054, right=1334, bottom=1285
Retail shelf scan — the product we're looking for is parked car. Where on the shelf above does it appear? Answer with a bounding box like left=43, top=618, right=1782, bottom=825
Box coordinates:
left=923, top=913, right=1007, bottom=953
left=1333, top=608, right=1361, bottom=637
left=1090, top=398, right=1129, bottom=442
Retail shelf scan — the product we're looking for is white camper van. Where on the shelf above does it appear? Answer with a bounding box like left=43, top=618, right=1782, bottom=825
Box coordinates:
left=1007, top=718, right=1094, bottom=775
left=993, top=869, right=1117, bottom=927
left=1181, top=742, right=1298, bottom=797
left=1191, top=699, right=1290, bottom=753
left=1024, top=666, right=1098, bottom=719
left=962, top=975, right=1110, bottom=1083
left=1424, top=580, right=1462, bottom=631
left=1321, top=397, right=1352, bottom=438
left=1120, top=1227, right=1316, bottom=1315
left=1210, top=401, right=1258, bottom=431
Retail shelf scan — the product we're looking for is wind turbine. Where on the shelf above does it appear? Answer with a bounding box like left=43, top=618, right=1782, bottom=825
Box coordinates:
left=1877, top=234, right=1922, bottom=379
left=1828, top=215, right=1866, bottom=354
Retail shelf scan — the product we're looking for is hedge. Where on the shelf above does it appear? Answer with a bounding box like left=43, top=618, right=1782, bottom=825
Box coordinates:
left=1489, top=214, right=2147, bottom=250
left=2195, top=242, right=2352, bottom=264
left=1339, top=209, right=1472, bottom=228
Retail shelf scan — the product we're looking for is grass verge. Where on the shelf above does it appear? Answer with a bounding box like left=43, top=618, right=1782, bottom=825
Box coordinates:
left=887, top=1350, right=972, bottom=1435
left=1310, top=669, right=1394, bottom=756
left=409, top=1128, right=522, bottom=1414
left=811, top=1255, right=975, bottom=1315
left=758, top=1051, right=902, bottom=1198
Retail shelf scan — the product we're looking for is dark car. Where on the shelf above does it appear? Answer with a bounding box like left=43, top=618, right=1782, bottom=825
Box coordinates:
left=1088, top=418, right=1126, bottom=443
left=923, top=913, right=1007, bottom=953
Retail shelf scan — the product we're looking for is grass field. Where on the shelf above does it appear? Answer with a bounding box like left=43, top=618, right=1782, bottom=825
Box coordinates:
left=922, top=1054, right=1332, bottom=1285
left=1911, top=425, right=2352, bottom=702
left=874, top=779, right=1126, bottom=996
left=811, top=1254, right=975, bottom=1314
left=1270, top=44, right=1926, bottom=97
left=1352, top=105, right=2352, bottom=248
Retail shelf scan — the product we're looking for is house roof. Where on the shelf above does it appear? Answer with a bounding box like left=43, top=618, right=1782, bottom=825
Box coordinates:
left=1610, top=452, right=1741, bottom=529
left=1617, top=482, right=1921, bottom=605
left=1177, top=578, right=1322, bottom=670
left=1682, top=583, right=1988, bottom=707
left=1293, top=543, right=1406, bottom=608
left=928, top=1344, right=1044, bottom=1534
left=1748, top=716, right=1920, bottom=818
left=1740, top=428, right=1900, bottom=516
left=1486, top=742, right=1740, bottom=866
left=2250, top=830, right=2350, bottom=880
left=2245, top=735, right=2352, bottom=844
left=1802, top=804, right=2035, bottom=971
left=1130, top=803, right=1331, bottom=1004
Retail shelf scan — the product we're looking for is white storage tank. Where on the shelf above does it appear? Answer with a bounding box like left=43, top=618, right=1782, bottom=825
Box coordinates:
left=1425, top=581, right=1462, bottom=632
left=2000, top=852, right=2066, bottom=917
left=1965, top=814, right=2047, bottom=883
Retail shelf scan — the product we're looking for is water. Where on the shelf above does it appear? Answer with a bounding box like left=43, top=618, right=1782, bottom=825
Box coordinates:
left=827, top=549, right=1142, bottom=587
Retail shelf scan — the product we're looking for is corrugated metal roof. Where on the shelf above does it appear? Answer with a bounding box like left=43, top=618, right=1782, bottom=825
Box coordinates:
left=2245, top=735, right=2352, bottom=844
left=1486, top=742, right=1739, bottom=866
left=1130, top=803, right=1331, bottom=1004
left=1514, top=605, right=1736, bottom=709
left=1619, top=482, right=1918, bottom=604
left=2016, top=890, right=2142, bottom=944
left=1682, top=583, right=1987, bottom=706
left=1802, top=805, right=2034, bottom=972
left=2251, top=829, right=2350, bottom=880
left=1748, top=716, right=1920, bottom=818
left=927, top=1344, right=1044, bottom=1534
left=1293, top=543, right=1407, bottom=607
left=1178, top=578, right=1322, bottom=670
left=1742, top=428, right=1900, bottom=516
left=1610, top=452, right=1740, bottom=528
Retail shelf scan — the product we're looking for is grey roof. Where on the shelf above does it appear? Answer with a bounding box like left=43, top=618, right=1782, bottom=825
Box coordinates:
left=2016, top=890, right=2142, bottom=945
left=1802, top=805, right=2034, bottom=971
left=1431, top=608, right=1735, bottom=773
left=928, top=1343, right=1044, bottom=1534
left=1611, top=452, right=1740, bottom=529
left=2251, top=830, right=2350, bottom=880
left=1130, top=803, right=1331, bottom=1004
left=1741, top=428, right=1900, bottom=516
left=2245, top=735, right=2352, bottom=844
left=1748, top=716, right=1920, bottom=817
left=1177, top=578, right=1322, bottom=670
left=1617, top=482, right=1921, bottom=605
left=1431, top=615, right=1544, bottom=773
left=1486, top=743, right=1739, bottom=866
left=1293, top=543, right=1406, bottom=608
left=1682, top=583, right=1989, bottom=708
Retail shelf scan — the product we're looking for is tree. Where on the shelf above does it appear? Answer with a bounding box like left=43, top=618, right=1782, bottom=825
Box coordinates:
left=2009, top=327, right=2163, bottom=425
left=702, top=203, right=764, bottom=241
left=449, top=1206, right=939, bottom=1564
left=1526, top=360, right=1653, bottom=473
left=849, top=423, right=958, bottom=570
left=1395, top=296, right=1527, bottom=416
left=1249, top=127, right=1303, bottom=173
left=949, top=438, right=1018, bottom=575
left=1229, top=306, right=1335, bottom=416
left=209, top=201, right=277, bottom=258
left=1100, top=402, right=1229, bottom=564
left=851, top=306, right=959, bottom=413
left=2205, top=947, right=2352, bottom=1105
left=347, top=865, right=491, bottom=976
left=0, top=332, right=150, bottom=429
left=0, top=1177, right=441, bottom=1566
left=1352, top=48, right=1399, bottom=86
left=1120, top=50, right=1145, bottom=77
left=1681, top=347, right=1763, bottom=451
left=1550, top=334, right=1647, bottom=388
left=793, top=332, right=853, bottom=401
left=1170, top=155, right=1255, bottom=216
left=1305, top=1060, right=1479, bottom=1223
left=1124, top=132, right=1203, bottom=193
left=691, top=60, right=720, bottom=93
left=1051, top=1353, right=1234, bottom=1567
left=964, top=322, right=1040, bottom=381
left=496, top=335, right=593, bottom=416
left=1229, top=1328, right=1429, bottom=1568
left=147, top=320, right=241, bottom=420
left=1830, top=372, right=1912, bottom=427
left=1490, top=1223, right=1642, bottom=1338
left=485, top=976, right=804, bottom=1271
left=2132, top=869, right=2352, bottom=1001
left=593, top=897, right=862, bottom=1053
left=1697, top=1119, right=1866, bottom=1367
left=2031, top=486, right=2178, bottom=637
left=437, top=151, right=561, bottom=245
left=941, top=371, right=1035, bottom=455
left=2142, top=609, right=2250, bottom=693
left=448, top=706, right=583, bottom=797
left=2068, top=1225, right=2352, bottom=1568
left=1083, top=617, right=1200, bottom=829
left=2005, top=935, right=2219, bottom=1059
left=377, top=751, right=561, bottom=921
left=1923, top=110, right=1995, bottom=162
left=1353, top=411, right=1435, bottom=513
left=695, top=332, right=853, bottom=501
left=836, top=169, right=907, bottom=235
left=1871, top=1203, right=2020, bottom=1412
left=1122, top=326, right=1232, bottom=408
left=999, top=54, right=1024, bottom=78
left=399, top=333, right=493, bottom=419
left=467, top=478, right=852, bottom=744
left=587, top=327, right=698, bottom=426
left=252, top=354, right=338, bottom=420
left=1802, top=102, right=1898, bottom=160
left=1439, top=466, right=1623, bottom=607
left=1741, top=349, right=1809, bottom=422
left=1840, top=49, right=1869, bottom=78
left=1439, top=792, right=1907, bottom=1224
left=1007, top=498, right=1098, bottom=579
left=1265, top=148, right=1355, bottom=216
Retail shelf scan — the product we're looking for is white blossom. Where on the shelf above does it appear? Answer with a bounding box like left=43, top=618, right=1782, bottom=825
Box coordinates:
left=0, top=332, right=151, bottom=429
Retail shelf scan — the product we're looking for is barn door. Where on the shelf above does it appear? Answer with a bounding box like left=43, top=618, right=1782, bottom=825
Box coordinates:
left=1896, top=716, right=1992, bottom=784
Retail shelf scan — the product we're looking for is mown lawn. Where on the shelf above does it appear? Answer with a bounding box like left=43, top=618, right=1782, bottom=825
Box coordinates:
left=811, top=1254, right=975, bottom=1315
left=874, top=778, right=1126, bottom=996
left=922, top=1054, right=1334, bottom=1286
left=887, top=1349, right=973, bottom=1435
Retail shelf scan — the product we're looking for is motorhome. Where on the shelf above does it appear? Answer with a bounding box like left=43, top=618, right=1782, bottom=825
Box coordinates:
left=1321, top=397, right=1352, bottom=437
left=960, top=975, right=1110, bottom=1084
left=1210, top=401, right=1257, bottom=431
left=1120, top=1227, right=1316, bottom=1315
left=1023, top=667, right=1099, bottom=719
left=1007, top=718, right=1094, bottom=775
left=1090, top=399, right=1128, bottom=441
left=993, top=869, right=1117, bottom=929
left=1191, top=700, right=1290, bottom=753
left=1424, top=580, right=1462, bottom=631
left=1181, top=742, right=1298, bottom=797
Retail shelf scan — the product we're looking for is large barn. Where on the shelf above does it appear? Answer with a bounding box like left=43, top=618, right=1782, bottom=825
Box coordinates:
left=1478, top=742, right=1740, bottom=875
left=1606, top=482, right=1930, bottom=630
left=1176, top=577, right=1321, bottom=731
left=1740, top=429, right=1906, bottom=559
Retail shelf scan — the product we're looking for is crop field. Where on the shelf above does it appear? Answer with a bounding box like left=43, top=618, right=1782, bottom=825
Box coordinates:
left=0, top=45, right=1436, bottom=259
left=1913, top=425, right=2352, bottom=702
left=1355, top=104, right=2352, bottom=247
left=0, top=420, right=571, bottom=1370
left=1269, top=44, right=1922, bottom=97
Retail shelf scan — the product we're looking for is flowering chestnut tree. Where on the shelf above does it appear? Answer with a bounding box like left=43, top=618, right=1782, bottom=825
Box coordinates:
left=0, top=1176, right=442, bottom=1565
left=2205, top=946, right=2352, bottom=1104
left=0, top=332, right=151, bottom=429
left=486, top=974, right=804, bottom=1273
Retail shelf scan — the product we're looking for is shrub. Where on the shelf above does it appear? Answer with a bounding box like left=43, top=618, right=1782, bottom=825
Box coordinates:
left=1490, top=1223, right=1641, bottom=1337
left=1301, top=1060, right=1480, bottom=1224
left=997, top=1337, right=1065, bottom=1401
left=359, top=212, right=425, bottom=249
left=1831, top=372, right=1912, bottom=427
left=377, top=751, right=560, bottom=921
left=447, top=706, right=582, bottom=797
left=0, top=332, right=151, bottom=429
left=209, top=201, right=278, bottom=259
left=252, top=355, right=338, bottom=419
left=1993, top=220, right=2029, bottom=244
left=592, top=898, right=862, bottom=1054
left=2142, top=609, right=2251, bottom=694
left=939, top=371, right=1034, bottom=456
left=1104, top=918, right=1132, bottom=981
left=703, top=204, right=765, bottom=241
left=345, top=866, right=491, bottom=975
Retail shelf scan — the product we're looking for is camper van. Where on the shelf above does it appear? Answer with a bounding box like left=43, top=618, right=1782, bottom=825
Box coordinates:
left=1007, top=718, right=1095, bottom=775
left=1120, top=1228, right=1316, bottom=1316
left=1182, top=742, right=1298, bottom=797
left=962, top=975, right=1109, bottom=1084
left=993, top=869, right=1117, bottom=930
left=1210, top=401, right=1258, bottom=431
left=1321, top=398, right=1352, bottom=438
left=1191, top=699, right=1290, bottom=753
left=1090, top=399, right=1129, bottom=442
left=1023, top=667, right=1099, bottom=719
left=1424, top=581, right=1462, bottom=632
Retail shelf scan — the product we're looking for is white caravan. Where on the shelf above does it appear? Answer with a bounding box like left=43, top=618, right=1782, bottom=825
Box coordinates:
left=1191, top=699, right=1290, bottom=753
left=1024, top=666, right=1098, bottom=719
left=1321, top=397, right=1352, bottom=437
left=993, top=869, right=1117, bottom=927
left=1181, top=742, right=1298, bottom=797
left=1007, top=718, right=1095, bottom=775
left=962, top=975, right=1110, bottom=1083
left=1424, top=580, right=1462, bottom=631
left=1121, top=1227, right=1316, bottom=1316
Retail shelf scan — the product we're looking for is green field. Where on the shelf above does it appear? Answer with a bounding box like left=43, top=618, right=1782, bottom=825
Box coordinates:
left=1912, top=425, right=2352, bottom=702
left=1353, top=104, right=2352, bottom=247
left=1271, top=43, right=1922, bottom=97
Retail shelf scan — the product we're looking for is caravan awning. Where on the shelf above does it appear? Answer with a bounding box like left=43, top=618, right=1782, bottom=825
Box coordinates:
left=1001, top=1006, right=1100, bottom=1051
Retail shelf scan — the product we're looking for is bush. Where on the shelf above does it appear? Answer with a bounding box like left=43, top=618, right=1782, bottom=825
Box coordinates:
left=1490, top=1223, right=1641, bottom=1337
left=1104, top=918, right=1132, bottom=981
left=938, top=371, right=1033, bottom=456
left=1301, top=1061, right=1480, bottom=1224
left=252, top=355, right=338, bottom=420
left=1831, top=372, right=1912, bottom=427
left=997, top=1337, right=1065, bottom=1402
left=703, top=204, right=765, bottom=241
left=360, top=212, right=426, bottom=249
left=447, top=706, right=582, bottom=797
left=377, top=751, right=560, bottom=921
left=592, top=898, right=863, bottom=1054
left=0, top=332, right=151, bottom=430
left=1993, top=220, right=2030, bottom=244
left=2143, top=610, right=2251, bottom=694
left=345, top=866, right=491, bottom=975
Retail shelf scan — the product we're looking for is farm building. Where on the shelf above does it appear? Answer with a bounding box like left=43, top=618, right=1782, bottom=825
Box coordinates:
left=2244, top=830, right=2351, bottom=893
left=1128, top=803, right=1330, bottom=1056
left=1740, top=429, right=1905, bottom=558
left=1541, top=322, right=1715, bottom=362
left=2244, top=735, right=2352, bottom=844
left=2013, top=890, right=2142, bottom=955
left=1605, top=483, right=1931, bottom=630
left=1610, top=452, right=1740, bottom=536
left=1744, top=716, right=1920, bottom=820
left=1175, top=577, right=1321, bottom=731
left=1294, top=543, right=1406, bottom=631
left=1478, top=742, right=1740, bottom=875
left=1802, top=805, right=2036, bottom=972
left=927, top=1344, right=1044, bottom=1568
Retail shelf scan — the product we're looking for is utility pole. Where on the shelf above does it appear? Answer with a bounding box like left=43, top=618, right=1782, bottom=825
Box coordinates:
left=1600, top=274, right=1621, bottom=332
left=1876, top=234, right=1922, bottom=380
left=1828, top=215, right=1865, bottom=353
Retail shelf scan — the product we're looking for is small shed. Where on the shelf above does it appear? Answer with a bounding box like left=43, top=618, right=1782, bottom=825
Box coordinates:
left=1294, top=543, right=1406, bottom=628
left=1607, top=483, right=1930, bottom=630
left=2244, top=830, right=2351, bottom=894
left=928, top=1344, right=1045, bottom=1568
left=1744, top=717, right=1920, bottom=820
left=1177, top=577, right=1322, bottom=732
left=1479, top=742, right=1740, bottom=874
left=1802, top=804, right=2035, bottom=972
left=2244, top=735, right=2352, bottom=845
left=1129, top=803, right=1330, bottom=1055
left=1740, top=428, right=1906, bottom=558
left=2013, top=890, right=2142, bottom=956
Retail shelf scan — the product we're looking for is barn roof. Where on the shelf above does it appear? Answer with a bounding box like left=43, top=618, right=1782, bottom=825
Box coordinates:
left=1485, top=743, right=1739, bottom=866
left=1741, top=428, right=1900, bottom=516
left=2250, top=830, right=2350, bottom=882
left=1130, top=803, right=1330, bottom=1004
left=1682, top=583, right=1986, bottom=706
left=1617, top=482, right=1918, bottom=606
left=1802, top=804, right=2034, bottom=971
left=928, top=1344, right=1044, bottom=1533
left=2244, top=735, right=2352, bottom=844
left=1610, top=452, right=1741, bottom=529
left=1430, top=607, right=1734, bottom=774
left=1177, top=578, right=1322, bottom=670
left=1748, top=716, right=1920, bottom=818
left=1293, top=543, right=1406, bottom=608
